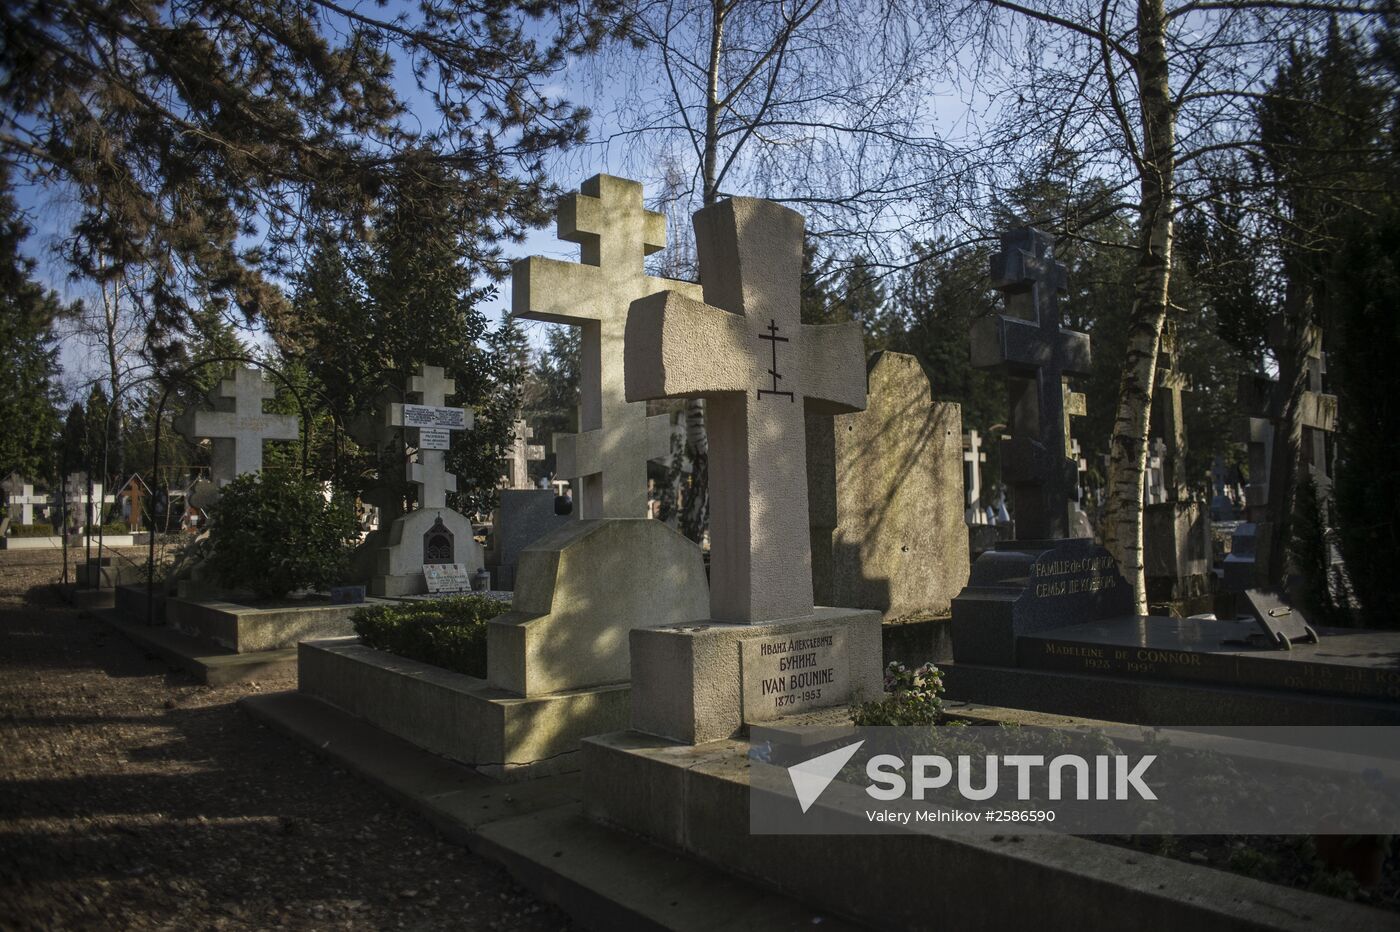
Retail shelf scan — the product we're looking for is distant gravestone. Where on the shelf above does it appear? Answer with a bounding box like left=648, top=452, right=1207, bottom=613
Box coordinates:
left=513, top=175, right=699, bottom=519
left=623, top=195, right=883, bottom=743
left=2, top=474, right=47, bottom=526
left=176, top=367, right=299, bottom=491
left=489, top=488, right=571, bottom=590
left=806, top=351, right=968, bottom=621
left=63, top=473, right=114, bottom=529
left=504, top=419, right=545, bottom=490
left=963, top=429, right=987, bottom=525
left=370, top=365, right=484, bottom=597
left=970, top=228, right=1091, bottom=540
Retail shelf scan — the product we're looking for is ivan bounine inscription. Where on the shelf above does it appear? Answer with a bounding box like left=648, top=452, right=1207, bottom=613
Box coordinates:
left=742, top=629, right=849, bottom=721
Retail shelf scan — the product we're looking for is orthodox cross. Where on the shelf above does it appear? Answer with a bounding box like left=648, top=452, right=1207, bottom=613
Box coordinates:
left=970, top=228, right=1091, bottom=540
left=625, top=197, right=867, bottom=623
left=387, top=365, right=473, bottom=511
left=963, top=430, right=987, bottom=524
left=181, top=367, right=299, bottom=485
left=512, top=175, right=701, bottom=519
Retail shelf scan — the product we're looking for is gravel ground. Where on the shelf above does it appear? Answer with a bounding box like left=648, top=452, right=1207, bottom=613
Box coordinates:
left=0, top=548, right=571, bottom=931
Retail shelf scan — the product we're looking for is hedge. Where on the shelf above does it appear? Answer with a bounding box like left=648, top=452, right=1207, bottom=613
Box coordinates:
left=9, top=523, right=55, bottom=537
left=352, top=596, right=512, bottom=678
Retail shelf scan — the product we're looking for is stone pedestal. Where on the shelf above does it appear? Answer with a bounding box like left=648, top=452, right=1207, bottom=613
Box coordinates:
left=628, top=607, right=883, bottom=745
left=487, top=519, right=708, bottom=696
left=370, top=507, right=483, bottom=598
left=951, top=538, right=1134, bottom=666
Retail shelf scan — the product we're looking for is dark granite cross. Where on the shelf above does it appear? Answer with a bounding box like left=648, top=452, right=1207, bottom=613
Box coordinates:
left=971, top=228, right=1091, bottom=540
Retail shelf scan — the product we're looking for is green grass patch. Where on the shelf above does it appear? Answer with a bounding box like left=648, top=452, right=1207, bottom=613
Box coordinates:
left=9, top=523, right=55, bottom=537
left=352, top=596, right=512, bottom=678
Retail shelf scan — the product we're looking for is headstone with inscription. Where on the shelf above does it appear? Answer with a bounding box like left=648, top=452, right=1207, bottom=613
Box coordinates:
left=621, top=195, right=883, bottom=743
left=368, top=365, right=484, bottom=597
left=806, top=350, right=969, bottom=623
left=953, top=229, right=1129, bottom=666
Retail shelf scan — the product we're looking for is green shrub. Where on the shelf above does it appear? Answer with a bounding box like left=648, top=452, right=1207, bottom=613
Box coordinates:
left=9, top=523, right=55, bottom=537
left=84, top=522, right=130, bottom=536
left=851, top=661, right=945, bottom=726
left=207, top=471, right=357, bottom=599
left=353, top=596, right=511, bottom=678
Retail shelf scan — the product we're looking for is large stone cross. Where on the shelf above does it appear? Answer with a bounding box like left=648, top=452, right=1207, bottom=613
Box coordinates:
left=971, top=227, right=1091, bottom=540
left=505, top=419, right=545, bottom=489
left=1293, top=322, right=1338, bottom=494
left=513, top=175, right=702, bottom=519
left=963, top=429, right=987, bottom=524
left=387, top=365, right=474, bottom=510
left=626, top=197, right=867, bottom=623
left=183, top=367, right=299, bottom=485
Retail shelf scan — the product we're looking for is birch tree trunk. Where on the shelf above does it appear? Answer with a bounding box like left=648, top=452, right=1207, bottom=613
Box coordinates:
left=1103, top=0, right=1175, bottom=612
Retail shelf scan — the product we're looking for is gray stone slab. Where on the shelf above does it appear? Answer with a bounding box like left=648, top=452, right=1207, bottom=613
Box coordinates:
left=491, top=489, right=571, bottom=590
left=1018, top=616, right=1400, bottom=704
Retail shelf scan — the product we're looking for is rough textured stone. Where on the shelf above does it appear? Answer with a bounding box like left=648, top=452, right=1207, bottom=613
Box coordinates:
left=628, top=607, right=883, bottom=744
left=807, top=351, right=968, bottom=621
left=625, top=197, right=866, bottom=624
left=486, top=519, right=708, bottom=697
left=513, top=175, right=699, bottom=519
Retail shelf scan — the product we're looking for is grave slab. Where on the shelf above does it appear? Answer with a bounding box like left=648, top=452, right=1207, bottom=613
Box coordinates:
left=489, top=488, right=571, bottom=591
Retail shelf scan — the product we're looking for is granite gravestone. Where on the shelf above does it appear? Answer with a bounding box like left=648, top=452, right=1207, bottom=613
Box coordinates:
left=489, top=488, right=571, bottom=590
left=953, top=229, right=1133, bottom=667
left=512, top=175, right=700, bottom=519
left=176, top=367, right=299, bottom=493
left=369, top=365, right=484, bottom=597
left=623, top=195, right=883, bottom=742
left=970, top=228, right=1091, bottom=540
left=806, top=351, right=968, bottom=622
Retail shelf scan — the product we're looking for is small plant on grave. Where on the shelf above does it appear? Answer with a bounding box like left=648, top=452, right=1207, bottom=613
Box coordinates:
left=352, top=596, right=512, bottom=678
left=851, top=661, right=945, bottom=726
left=206, top=471, right=358, bottom=599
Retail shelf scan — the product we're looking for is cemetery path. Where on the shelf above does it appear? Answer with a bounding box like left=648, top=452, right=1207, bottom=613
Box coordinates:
left=0, top=550, right=572, bottom=931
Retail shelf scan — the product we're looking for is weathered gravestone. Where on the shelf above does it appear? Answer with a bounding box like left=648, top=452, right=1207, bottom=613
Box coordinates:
left=621, top=195, right=883, bottom=743
left=503, top=419, right=545, bottom=490
left=806, top=350, right=968, bottom=626
left=369, top=365, right=484, bottom=597
left=512, top=174, right=700, bottom=519
left=175, top=367, right=299, bottom=494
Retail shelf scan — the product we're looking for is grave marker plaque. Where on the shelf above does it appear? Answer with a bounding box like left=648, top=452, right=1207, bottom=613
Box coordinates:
left=740, top=629, right=849, bottom=722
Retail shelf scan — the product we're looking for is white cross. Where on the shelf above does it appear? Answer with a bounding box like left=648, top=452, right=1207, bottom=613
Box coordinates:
left=505, top=419, right=545, bottom=489
left=626, top=197, right=867, bottom=623
left=386, top=365, right=474, bottom=510
left=963, top=430, right=987, bottom=524
left=182, top=367, right=299, bottom=484
left=2, top=473, right=47, bottom=525
left=63, top=473, right=115, bottom=527
left=513, top=175, right=702, bottom=519
left=1146, top=438, right=1168, bottom=506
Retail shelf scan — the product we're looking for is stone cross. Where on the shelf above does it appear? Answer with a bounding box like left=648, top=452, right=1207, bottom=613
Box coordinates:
left=626, top=197, right=867, bottom=623
left=386, top=365, right=474, bottom=510
left=963, top=429, right=987, bottom=525
left=1146, top=438, right=1168, bottom=506
left=1235, top=372, right=1277, bottom=523
left=1153, top=338, right=1193, bottom=501
left=182, top=367, right=299, bottom=485
left=971, top=228, right=1092, bottom=540
left=1293, top=322, right=1338, bottom=497
left=506, top=419, right=545, bottom=490
left=63, top=473, right=114, bottom=527
left=513, top=175, right=702, bottom=519
left=2, top=473, right=47, bottom=525
left=1070, top=438, right=1088, bottom=503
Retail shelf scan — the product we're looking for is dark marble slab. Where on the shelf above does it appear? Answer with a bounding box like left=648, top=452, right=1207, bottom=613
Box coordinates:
left=1020, top=615, right=1400, bottom=703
